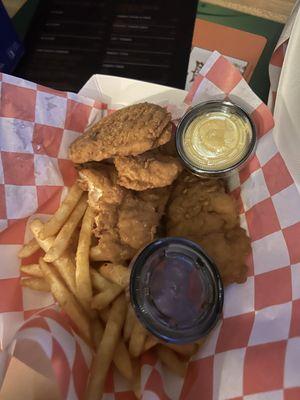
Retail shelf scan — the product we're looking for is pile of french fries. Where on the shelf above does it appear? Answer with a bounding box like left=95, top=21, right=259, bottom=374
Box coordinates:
left=18, top=183, right=204, bottom=399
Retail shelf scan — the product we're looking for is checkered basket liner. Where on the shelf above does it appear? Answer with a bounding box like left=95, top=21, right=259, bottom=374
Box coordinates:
left=0, top=49, right=300, bottom=399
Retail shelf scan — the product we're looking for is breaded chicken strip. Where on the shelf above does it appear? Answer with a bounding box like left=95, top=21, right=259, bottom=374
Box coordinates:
left=117, top=192, right=160, bottom=249
left=78, top=166, right=169, bottom=263
left=114, top=150, right=182, bottom=191
left=166, top=172, right=250, bottom=285
left=69, top=103, right=172, bottom=163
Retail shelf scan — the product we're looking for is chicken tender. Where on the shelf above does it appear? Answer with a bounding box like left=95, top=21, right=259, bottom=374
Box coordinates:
left=78, top=166, right=125, bottom=210
left=114, top=150, right=182, bottom=191
left=167, top=172, right=237, bottom=236
left=79, top=165, right=169, bottom=262
left=167, top=172, right=250, bottom=285
left=69, top=103, right=172, bottom=163
left=78, top=166, right=125, bottom=234
left=90, top=230, right=135, bottom=263
left=200, top=228, right=250, bottom=285
left=118, top=193, right=160, bottom=249
left=137, top=187, right=170, bottom=218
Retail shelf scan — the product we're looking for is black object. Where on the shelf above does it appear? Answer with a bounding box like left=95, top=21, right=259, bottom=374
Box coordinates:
left=15, top=0, right=198, bottom=92
left=0, top=1, right=24, bottom=73
left=130, top=237, right=224, bottom=343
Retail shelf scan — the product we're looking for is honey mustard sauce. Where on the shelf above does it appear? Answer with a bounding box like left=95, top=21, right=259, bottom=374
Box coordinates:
left=183, top=111, right=252, bottom=170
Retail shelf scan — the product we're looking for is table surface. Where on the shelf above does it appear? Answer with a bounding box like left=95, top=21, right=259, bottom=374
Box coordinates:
left=203, top=0, right=297, bottom=22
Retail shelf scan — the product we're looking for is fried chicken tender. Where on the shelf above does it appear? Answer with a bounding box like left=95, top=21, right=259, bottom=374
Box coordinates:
left=114, top=150, right=182, bottom=191
left=200, top=228, right=250, bottom=285
left=78, top=166, right=169, bottom=263
left=167, top=172, right=250, bottom=285
left=90, top=230, right=136, bottom=263
left=137, top=187, right=170, bottom=218
left=78, top=166, right=125, bottom=209
left=69, top=103, right=172, bottom=163
left=118, top=192, right=160, bottom=249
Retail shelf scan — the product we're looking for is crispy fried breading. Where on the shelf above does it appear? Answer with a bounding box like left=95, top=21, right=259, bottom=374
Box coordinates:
left=114, top=150, right=182, bottom=191
left=79, top=166, right=169, bottom=262
left=166, top=172, right=250, bottom=285
left=117, top=192, right=160, bottom=249
left=69, top=103, right=172, bottom=163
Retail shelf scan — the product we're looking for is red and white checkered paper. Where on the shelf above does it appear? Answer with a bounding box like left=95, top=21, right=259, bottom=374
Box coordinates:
left=1, top=49, right=300, bottom=399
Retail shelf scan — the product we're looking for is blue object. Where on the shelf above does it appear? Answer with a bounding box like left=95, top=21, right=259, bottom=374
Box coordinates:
left=0, top=1, right=24, bottom=73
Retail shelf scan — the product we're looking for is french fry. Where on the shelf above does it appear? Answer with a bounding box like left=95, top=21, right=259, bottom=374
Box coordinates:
left=40, top=183, right=83, bottom=239
left=99, top=263, right=130, bottom=288
left=91, top=285, right=123, bottom=311
left=132, top=359, right=141, bottom=400
left=156, top=345, right=187, bottom=377
left=31, top=219, right=96, bottom=319
left=75, top=206, right=94, bottom=303
left=114, top=340, right=133, bottom=381
left=92, top=318, right=104, bottom=348
left=39, top=258, right=92, bottom=345
left=98, top=307, right=110, bottom=323
left=18, top=238, right=40, bottom=258
left=90, top=245, right=107, bottom=261
left=30, top=219, right=76, bottom=295
left=44, top=194, right=87, bottom=263
left=124, top=304, right=136, bottom=342
left=129, top=320, right=147, bottom=358
left=20, top=263, right=43, bottom=278
left=21, top=277, right=50, bottom=292
left=95, top=308, right=133, bottom=381
left=91, top=269, right=113, bottom=292
left=166, top=343, right=198, bottom=357
left=69, top=227, right=81, bottom=254
left=143, top=335, right=159, bottom=352
left=86, top=294, right=126, bottom=400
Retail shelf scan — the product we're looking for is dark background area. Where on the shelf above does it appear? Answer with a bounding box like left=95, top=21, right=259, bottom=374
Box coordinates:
left=12, top=0, right=283, bottom=101
left=14, top=0, right=198, bottom=92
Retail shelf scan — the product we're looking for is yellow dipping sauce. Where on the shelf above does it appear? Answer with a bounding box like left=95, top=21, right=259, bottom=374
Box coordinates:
left=183, top=110, right=252, bottom=170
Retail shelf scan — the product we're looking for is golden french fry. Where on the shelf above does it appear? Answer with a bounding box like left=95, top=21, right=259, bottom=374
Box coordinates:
left=90, top=245, right=107, bottom=261
left=31, top=219, right=95, bottom=319
left=21, top=277, right=50, bottom=292
left=94, top=309, right=133, bottom=381
left=144, top=335, right=159, bottom=352
left=156, top=345, right=187, bottom=377
left=91, top=285, right=123, bottom=311
left=75, top=206, right=94, bottom=303
left=129, top=320, right=147, bottom=358
left=166, top=343, right=198, bottom=357
left=99, top=307, right=110, bottom=323
left=92, top=318, right=104, bottom=348
left=44, top=194, right=87, bottom=263
left=69, top=227, right=81, bottom=254
left=132, top=359, right=141, bottom=400
left=39, top=258, right=92, bottom=345
left=99, top=263, right=130, bottom=288
left=86, top=294, right=126, bottom=400
left=114, top=340, right=133, bottom=381
left=18, top=238, right=40, bottom=258
left=40, top=183, right=83, bottom=239
left=30, top=219, right=76, bottom=295
left=124, top=304, right=136, bottom=342
left=20, top=263, right=43, bottom=278
left=91, top=269, right=113, bottom=292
